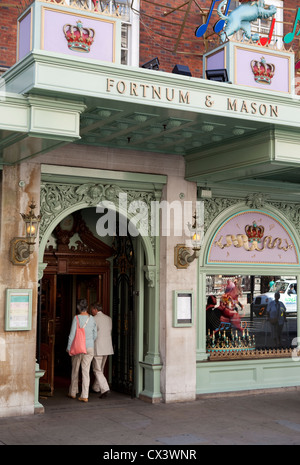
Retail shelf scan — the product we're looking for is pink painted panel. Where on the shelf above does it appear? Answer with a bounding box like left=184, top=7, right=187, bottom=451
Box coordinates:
left=206, top=50, right=225, bottom=70
left=208, top=211, right=298, bottom=265
left=235, top=48, right=290, bottom=93
left=18, top=10, right=32, bottom=60
left=43, top=9, right=114, bottom=62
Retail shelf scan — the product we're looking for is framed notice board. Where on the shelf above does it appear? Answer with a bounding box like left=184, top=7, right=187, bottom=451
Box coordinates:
left=5, top=289, right=33, bottom=331
left=173, top=290, right=194, bottom=327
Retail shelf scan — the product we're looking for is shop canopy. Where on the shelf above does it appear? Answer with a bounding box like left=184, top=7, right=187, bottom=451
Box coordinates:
left=1, top=50, right=300, bottom=197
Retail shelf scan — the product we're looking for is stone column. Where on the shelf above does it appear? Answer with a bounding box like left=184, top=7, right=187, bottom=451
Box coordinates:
left=0, top=162, right=41, bottom=417
left=159, top=175, right=198, bottom=402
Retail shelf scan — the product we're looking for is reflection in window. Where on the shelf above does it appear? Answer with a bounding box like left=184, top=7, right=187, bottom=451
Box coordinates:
left=206, top=275, right=297, bottom=360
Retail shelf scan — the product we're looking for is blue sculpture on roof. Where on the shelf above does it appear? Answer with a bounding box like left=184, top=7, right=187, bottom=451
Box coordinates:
left=217, top=0, right=277, bottom=42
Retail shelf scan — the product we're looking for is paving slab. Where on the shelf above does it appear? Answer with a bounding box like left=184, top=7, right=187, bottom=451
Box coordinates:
left=1, top=387, right=300, bottom=447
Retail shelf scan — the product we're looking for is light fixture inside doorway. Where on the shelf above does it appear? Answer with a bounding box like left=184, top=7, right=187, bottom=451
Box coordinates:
left=10, top=200, right=41, bottom=266
left=174, top=210, right=203, bottom=269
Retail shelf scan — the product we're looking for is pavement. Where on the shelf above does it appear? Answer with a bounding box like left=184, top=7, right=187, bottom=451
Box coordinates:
left=1, top=386, right=300, bottom=448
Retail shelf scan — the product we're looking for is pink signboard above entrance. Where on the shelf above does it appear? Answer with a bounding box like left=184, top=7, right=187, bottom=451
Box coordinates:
left=207, top=211, right=299, bottom=265
left=42, top=8, right=115, bottom=61
left=17, top=2, right=117, bottom=63
left=235, top=48, right=290, bottom=93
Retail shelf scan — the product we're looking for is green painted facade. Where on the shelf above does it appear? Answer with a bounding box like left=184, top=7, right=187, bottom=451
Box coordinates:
left=1, top=2, right=300, bottom=416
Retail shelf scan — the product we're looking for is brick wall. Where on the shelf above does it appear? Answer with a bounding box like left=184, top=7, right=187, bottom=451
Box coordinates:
left=139, top=0, right=212, bottom=77
left=0, top=1, right=20, bottom=68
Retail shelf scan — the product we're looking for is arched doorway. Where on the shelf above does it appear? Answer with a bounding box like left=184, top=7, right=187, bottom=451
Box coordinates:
left=38, top=180, right=160, bottom=401
left=39, top=210, right=113, bottom=395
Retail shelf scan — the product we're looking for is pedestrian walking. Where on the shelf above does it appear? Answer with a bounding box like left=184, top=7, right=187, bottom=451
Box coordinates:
left=67, top=298, right=97, bottom=402
left=91, top=302, right=114, bottom=398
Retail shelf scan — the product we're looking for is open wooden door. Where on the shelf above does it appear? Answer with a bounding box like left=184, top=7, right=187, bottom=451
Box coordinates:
left=39, top=211, right=113, bottom=395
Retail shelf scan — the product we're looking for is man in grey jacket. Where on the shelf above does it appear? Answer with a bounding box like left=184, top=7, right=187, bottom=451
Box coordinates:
left=91, top=302, right=114, bottom=398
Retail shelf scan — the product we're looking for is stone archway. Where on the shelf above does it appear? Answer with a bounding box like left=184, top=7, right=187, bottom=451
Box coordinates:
left=38, top=180, right=161, bottom=400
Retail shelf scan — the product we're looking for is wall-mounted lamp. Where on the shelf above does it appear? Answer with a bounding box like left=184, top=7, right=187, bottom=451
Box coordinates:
left=10, top=200, right=41, bottom=266
left=174, top=211, right=204, bottom=269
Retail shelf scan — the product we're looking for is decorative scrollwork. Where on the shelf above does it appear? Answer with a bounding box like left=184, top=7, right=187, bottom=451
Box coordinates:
left=245, top=193, right=267, bottom=209
left=204, top=194, right=300, bottom=241
left=40, top=182, right=157, bottom=248
left=203, top=198, right=240, bottom=232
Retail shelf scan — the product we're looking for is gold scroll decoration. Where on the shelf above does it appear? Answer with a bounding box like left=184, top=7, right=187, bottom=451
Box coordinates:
left=214, top=234, right=293, bottom=252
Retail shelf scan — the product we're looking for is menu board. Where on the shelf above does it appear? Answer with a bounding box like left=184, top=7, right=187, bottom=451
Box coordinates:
left=5, top=289, right=32, bottom=331
left=177, top=294, right=193, bottom=322
left=173, top=291, right=193, bottom=327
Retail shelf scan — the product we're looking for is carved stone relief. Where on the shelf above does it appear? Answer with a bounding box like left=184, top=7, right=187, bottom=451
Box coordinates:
left=40, top=182, right=157, bottom=249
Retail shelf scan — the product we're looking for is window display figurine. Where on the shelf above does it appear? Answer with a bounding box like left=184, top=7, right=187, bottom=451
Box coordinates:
left=217, top=293, right=243, bottom=332
left=225, top=279, right=244, bottom=313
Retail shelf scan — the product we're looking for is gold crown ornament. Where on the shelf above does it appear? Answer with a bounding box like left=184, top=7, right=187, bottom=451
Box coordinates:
left=250, top=56, right=275, bottom=85
left=63, top=20, right=95, bottom=53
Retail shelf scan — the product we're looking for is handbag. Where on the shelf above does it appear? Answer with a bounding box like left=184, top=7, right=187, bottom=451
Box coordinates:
left=69, top=315, right=90, bottom=356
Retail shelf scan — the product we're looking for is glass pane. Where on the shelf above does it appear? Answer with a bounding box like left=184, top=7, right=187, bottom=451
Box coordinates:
left=121, top=49, right=128, bottom=65
left=206, top=275, right=297, bottom=360
left=121, top=24, right=128, bottom=48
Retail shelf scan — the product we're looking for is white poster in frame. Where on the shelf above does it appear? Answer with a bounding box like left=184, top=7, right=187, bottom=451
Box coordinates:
left=173, top=290, right=194, bottom=327
left=5, top=289, right=33, bottom=331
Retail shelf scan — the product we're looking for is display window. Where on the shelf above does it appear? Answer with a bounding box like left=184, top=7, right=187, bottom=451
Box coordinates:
left=206, top=274, right=298, bottom=360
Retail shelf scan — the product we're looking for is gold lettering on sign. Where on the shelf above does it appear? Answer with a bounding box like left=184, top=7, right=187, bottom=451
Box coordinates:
left=117, top=81, right=126, bottom=94
left=205, top=95, right=214, bottom=107
left=228, top=98, right=238, bottom=111
left=140, top=84, right=149, bottom=98
left=105, top=79, right=190, bottom=104
left=270, top=105, right=278, bottom=117
left=105, top=80, right=280, bottom=116
left=179, top=91, right=190, bottom=104
left=166, top=88, right=175, bottom=102
left=259, top=104, right=267, bottom=115
left=152, top=86, right=161, bottom=99
left=241, top=101, right=249, bottom=113
left=107, top=78, right=114, bottom=92
left=227, top=98, right=279, bottom=118
left=130, top=82, right=138, bottom=96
